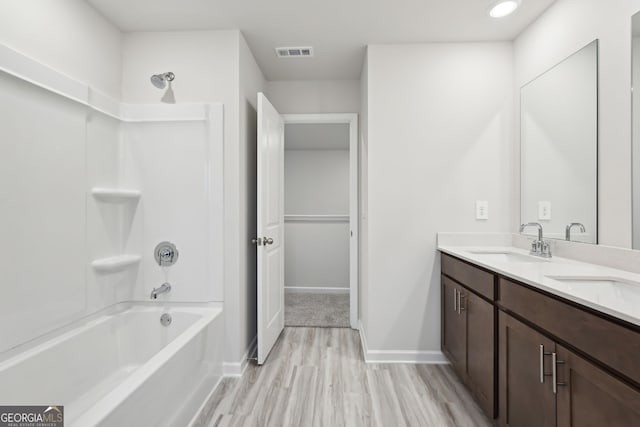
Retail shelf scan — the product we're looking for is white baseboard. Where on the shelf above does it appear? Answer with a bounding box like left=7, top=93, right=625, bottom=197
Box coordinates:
left=358, top=321, right=449, bottom=364
left=285, top=286, right=349, bottom=294
left=223, top=335, right=257, bottom=377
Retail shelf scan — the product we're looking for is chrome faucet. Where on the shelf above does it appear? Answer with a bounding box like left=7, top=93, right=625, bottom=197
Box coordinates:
left=150, top=282, right=172, bottom=299
left=565, top=223, right=586, bottom=241
left=520, top=222, right=543, bottom=241
left=519, top=222, right=552, bottom=258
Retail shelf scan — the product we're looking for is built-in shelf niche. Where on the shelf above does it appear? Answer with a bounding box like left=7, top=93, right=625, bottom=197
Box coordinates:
left=91, top=254, right=141, bottom=273
left=91, top=188, right=142, bottom=274
left=91, top=187, right=141, bottom=203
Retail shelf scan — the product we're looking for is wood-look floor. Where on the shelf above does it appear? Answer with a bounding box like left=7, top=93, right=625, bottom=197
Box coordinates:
left=193, top=327, right=492, bottom=427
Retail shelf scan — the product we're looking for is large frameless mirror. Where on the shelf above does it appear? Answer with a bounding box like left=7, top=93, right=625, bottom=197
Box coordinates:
left=520, top=40, right=598, bottom=244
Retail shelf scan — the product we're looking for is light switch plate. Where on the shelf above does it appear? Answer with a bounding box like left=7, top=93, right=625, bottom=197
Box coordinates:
left=538, top=201, right=551, bottom=220
left=476, top=200, right=489, bottom=220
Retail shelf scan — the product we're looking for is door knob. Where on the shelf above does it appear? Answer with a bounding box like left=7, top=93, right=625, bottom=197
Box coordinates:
left=251, top=238, right=262, bottom=246
left=264, top=237, right=274, bottom=245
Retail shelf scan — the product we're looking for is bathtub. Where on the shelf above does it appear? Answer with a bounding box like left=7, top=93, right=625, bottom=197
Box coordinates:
left=0, top=303, right=223, bottom=426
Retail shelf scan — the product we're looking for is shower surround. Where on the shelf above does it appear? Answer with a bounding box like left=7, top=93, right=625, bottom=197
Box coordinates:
left=0, top=43, right=225, bottom=425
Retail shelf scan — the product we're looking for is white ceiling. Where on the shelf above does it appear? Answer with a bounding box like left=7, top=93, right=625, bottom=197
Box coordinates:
left=285, top=124, right=349, bottom=150
left=88, top=0, right=556, bottom=81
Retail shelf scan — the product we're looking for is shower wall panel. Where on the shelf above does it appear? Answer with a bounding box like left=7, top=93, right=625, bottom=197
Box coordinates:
left=0, top=71, right=90, bottom=352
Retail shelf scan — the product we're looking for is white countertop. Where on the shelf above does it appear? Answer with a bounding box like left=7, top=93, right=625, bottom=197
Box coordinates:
left=438, top=244, right=640, bottom=327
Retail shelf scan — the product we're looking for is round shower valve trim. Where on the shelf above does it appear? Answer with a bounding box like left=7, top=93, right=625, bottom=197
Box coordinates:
left=154, top=241, right=179, bottom=266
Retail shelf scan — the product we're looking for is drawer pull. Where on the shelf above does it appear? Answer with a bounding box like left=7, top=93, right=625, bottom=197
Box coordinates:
left=552, top=352, right=566, bottom=394
left=453, top=288, right=457, bottom=312
left=540, top=345, right=552, bottom=383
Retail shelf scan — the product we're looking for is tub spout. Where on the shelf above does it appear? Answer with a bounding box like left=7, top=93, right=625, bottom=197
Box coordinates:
left=150, top=283, right=171, bottom=299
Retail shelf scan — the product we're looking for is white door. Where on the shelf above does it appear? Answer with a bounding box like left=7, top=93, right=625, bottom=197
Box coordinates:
left=256, top=93, right=285, bottom=365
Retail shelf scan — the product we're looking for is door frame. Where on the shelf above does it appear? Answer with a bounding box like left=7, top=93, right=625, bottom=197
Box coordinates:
left=281, top=113, right=359, bottom=329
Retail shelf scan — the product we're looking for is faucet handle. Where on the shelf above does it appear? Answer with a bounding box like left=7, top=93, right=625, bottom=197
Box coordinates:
left=529, top=240, right=538, bottom=255
left=541, top=241, right=552, bottom=258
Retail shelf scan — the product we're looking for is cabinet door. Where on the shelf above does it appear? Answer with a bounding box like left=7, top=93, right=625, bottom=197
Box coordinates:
left=466, top=290, right=495, bottom=418
left=556, top=344, right=640, bottom=427
left=499, top=312, right=556, bottom=427
left=442, top=275, right=466, bottom=377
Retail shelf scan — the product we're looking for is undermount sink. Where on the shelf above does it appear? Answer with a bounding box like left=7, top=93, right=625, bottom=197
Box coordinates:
left=545, top=276, right=640, bottom=289
left=544, top=276, right=640, bottom=306
left=468, top=250, right=548, bottom=263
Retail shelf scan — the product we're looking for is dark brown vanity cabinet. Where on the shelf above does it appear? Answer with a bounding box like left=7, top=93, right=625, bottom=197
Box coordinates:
left=498, top=278, right=640, bottom=427
left=499, top=311, right=640, bottom=427
left=442, top=275, right=467, bottom=377
left=499, top=312, right=558, bottom=427
left=441, top=254, right=496, bottom=419
left=441, top=252, right=640, bottom=426
left=555, top=344, right=640, bottom=426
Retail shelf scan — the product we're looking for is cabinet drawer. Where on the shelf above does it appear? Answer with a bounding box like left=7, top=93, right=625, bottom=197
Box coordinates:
left=499, top=277, right=640, bottom=386
left=441, top=253, right=495, bottom=300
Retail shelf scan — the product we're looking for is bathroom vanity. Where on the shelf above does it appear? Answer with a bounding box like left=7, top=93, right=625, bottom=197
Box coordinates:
left=438, top=243, right=640, bottom=426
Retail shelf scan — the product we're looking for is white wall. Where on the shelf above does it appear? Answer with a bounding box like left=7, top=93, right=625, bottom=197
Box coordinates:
left=515, top=0, right=640, bottom=248
left=285, top=150, right=349, bottom=215
left=362, top=43, right=514, bottom=358
left=285, top=222, right=350, bottom=289
left=284, top=149, right=350, bottom=290
left=266, top=80, right=360, bottom=113
left=0, top=0, right=122, bottom=99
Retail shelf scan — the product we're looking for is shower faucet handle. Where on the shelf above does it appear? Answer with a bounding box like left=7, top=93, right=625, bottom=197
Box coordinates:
left=154, top=241, right=179, bottom=266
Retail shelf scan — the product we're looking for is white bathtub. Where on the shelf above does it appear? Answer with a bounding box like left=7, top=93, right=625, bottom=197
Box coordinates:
left=0, top=303, right=223, bottom=426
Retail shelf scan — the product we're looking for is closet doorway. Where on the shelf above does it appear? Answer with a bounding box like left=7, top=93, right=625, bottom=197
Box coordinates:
left=282, top=114, right=358, bottom=329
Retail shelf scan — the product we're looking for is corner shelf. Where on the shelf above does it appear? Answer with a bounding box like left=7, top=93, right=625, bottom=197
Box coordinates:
left=92, top=255, right=141, bottom=273
left=91, top=187, right=141, bottom=203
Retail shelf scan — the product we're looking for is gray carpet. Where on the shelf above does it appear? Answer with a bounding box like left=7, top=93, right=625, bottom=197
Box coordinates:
left=285, top=292, right=350, bottom=328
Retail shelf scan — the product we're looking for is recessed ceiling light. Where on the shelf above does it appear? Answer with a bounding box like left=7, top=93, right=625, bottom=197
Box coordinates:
left=488, top=0, right=521, bottom=18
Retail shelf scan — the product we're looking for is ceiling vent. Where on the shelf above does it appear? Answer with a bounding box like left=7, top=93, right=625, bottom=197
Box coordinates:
left=275, top=46, right=314, bottom=58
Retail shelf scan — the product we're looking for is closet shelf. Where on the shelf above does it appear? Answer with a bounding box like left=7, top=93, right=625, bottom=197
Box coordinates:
left=92, top=255, right=141, bottom=273
left=284, top=214, right=349, bottom=223
left=91, top=188, right=141, bottom=203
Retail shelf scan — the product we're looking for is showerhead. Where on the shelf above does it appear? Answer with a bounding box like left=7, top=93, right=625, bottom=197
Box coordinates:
left=150, top=72, right=175, bottom=89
